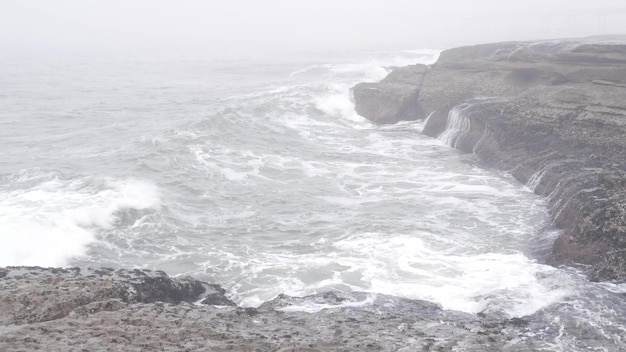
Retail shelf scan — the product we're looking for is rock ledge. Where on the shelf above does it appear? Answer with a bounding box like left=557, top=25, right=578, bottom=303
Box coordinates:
left=0, top=266, right=557, bottom=351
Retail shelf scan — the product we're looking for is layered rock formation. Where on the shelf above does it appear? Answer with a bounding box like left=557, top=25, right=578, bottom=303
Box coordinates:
left=352, top=37, right=626, bottom=282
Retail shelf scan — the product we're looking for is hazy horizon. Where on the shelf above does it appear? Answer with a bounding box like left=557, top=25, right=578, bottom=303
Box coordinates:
left=2, top=0, right=626, bottom=59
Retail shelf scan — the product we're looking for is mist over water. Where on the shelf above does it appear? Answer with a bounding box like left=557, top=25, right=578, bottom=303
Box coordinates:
left=3, top=0, right=626, bottom=57
left=1, top=48, right=625, bottom=350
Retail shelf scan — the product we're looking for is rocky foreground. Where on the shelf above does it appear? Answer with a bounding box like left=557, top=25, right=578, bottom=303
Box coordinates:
left=353, top=36, right=626, bottom=282
left=3, top=266, right=618, bottom=351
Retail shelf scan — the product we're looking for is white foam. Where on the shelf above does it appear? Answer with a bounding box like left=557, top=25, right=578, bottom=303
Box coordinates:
left=277, top=294, right=377, bottom=313
left=438, top=103, right=472, bottom=147
left=0, top=172, right=161, bottom=267
left=192, top=146, right=256, bottom=182
left=317, top=196, right=371, bottom=206
left=289, top=49, right=439, bottom=81
left=210, top=210, right=569, bottom=317
left=526, top=162, right=558, bottom=192
left=333, top=233, right=573, bottom=316
left=288, top=49, right=441, bottom=125
left=313, top=83, right=366, bottom=123
left=420, top=111, right=436, bottom=133
left=598, top=281, right=626, bottom=294
left=326, top=49, right=440, bottom=80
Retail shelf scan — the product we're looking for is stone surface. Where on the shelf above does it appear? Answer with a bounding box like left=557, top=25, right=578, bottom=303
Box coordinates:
left=353, top=37, right=626, bottom=282
left=352, top=64, right=429, bottom=124
left=0, top=266, right=227, bottom=326
left=0, top=267, right=565, bottom=351
left=2, top=267, right=624, bottom=351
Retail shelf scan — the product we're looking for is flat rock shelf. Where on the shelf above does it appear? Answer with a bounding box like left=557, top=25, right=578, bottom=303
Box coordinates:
left=0, top=266, right=566, bottom=351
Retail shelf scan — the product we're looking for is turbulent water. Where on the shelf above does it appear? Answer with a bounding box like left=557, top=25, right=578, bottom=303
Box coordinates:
left=1, top=49, right=625, bottom=350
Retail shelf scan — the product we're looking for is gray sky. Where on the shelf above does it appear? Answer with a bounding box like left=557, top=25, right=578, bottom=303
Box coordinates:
left=2, top=0, right=626, bottom=57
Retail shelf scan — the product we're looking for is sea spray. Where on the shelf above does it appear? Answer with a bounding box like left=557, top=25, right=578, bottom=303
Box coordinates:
left=0, top=172, right=160, bottom=267
left=438, top=103, right=473, bottom=147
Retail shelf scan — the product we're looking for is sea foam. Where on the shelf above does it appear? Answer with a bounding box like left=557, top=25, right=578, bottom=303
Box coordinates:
left=0, top=171, right=161, bottom=267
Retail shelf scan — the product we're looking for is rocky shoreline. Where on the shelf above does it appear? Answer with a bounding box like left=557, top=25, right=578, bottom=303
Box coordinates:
left=353, top=36, right=626, bottom=282
left=0, top=266, right=537, bottom=351
left=6, top=266, right=622, bottom=351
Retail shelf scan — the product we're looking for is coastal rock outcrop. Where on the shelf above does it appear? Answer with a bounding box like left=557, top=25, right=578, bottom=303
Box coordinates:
left=352, top=64, right=429, bottom=124
left=353, top=37, right=626, bottom=282
left=0, top=267, right=570, bottom=351
left=0, top=266, right=230, bottom=326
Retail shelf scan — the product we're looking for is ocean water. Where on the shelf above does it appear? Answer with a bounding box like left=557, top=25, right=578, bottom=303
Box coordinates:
left=1, top=49, right=624, bottom=350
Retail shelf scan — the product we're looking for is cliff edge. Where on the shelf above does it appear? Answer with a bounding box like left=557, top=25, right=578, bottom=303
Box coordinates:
left=352, top=37, right=626, bottom=282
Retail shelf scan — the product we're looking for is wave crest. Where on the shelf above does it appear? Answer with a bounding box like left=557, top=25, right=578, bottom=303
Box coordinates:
left=0, top=172, right=161, bottom=267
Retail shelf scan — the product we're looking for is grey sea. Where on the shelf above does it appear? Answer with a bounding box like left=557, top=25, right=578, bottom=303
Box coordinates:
left=1, top=49, right=624, bottom=350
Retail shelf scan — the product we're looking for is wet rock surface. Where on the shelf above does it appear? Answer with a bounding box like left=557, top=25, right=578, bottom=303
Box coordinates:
left=352, top=64, right=429, bottom=124
left=353, top=36, right=626, bottom=282
left=0, top=266, right=222, bottom=326
left=0, top=267, right=575, bottom=351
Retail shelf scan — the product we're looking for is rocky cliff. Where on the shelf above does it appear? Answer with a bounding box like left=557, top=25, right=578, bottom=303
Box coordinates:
left=352, top=37, right=626, bottom=282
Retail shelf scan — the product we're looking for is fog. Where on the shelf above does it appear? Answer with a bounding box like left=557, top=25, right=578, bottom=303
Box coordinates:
left=2, top=0, right=626, bottom=58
